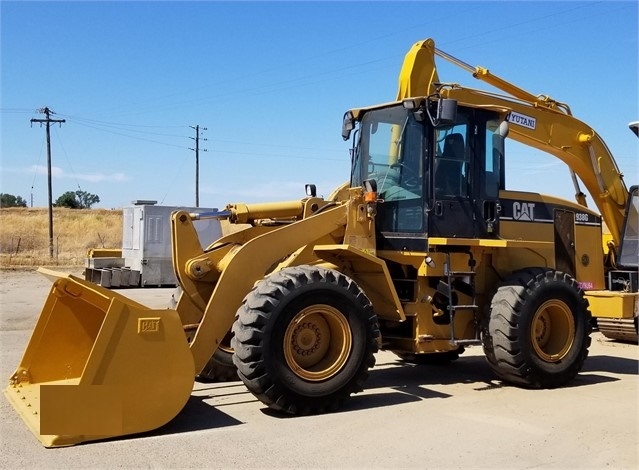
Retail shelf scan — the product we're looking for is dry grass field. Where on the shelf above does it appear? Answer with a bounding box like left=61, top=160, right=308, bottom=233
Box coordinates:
left=0, top=207, right=123, bottom=267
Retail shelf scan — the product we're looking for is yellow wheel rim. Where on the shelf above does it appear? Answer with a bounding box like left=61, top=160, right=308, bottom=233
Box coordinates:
left=219, top=331, right=234, bottom=354
left=283, top=304, right=352, bottom=381
left=531, top=300, right=575, bottom=362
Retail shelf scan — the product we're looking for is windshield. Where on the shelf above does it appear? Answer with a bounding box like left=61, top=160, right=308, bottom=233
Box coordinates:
left=351, top=105, right=425, bottom=232
left=352, top=106, right=423, bottom=200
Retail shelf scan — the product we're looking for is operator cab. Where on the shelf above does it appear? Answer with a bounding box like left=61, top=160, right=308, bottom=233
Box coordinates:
left=347, top=99, right=507, bottom=251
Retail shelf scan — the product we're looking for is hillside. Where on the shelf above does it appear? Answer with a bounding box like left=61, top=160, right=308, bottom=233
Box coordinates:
left=0, top=207, right=123, bottom=267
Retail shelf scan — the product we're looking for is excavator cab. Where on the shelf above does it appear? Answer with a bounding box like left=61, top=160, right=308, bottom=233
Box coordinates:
left=617, top=185, right=638, bottom=270
left=594, top=185, right=639, bottom=340
left=619, top=122, right=639, bottom=270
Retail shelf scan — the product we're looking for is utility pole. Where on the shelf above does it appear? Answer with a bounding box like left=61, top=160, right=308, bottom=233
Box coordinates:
left=189, top=125, right=207, bottom=207
left=31, top=107, right=65, bottom=259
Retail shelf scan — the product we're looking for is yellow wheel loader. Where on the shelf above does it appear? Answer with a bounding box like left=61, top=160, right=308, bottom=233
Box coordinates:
left=5, top=38, right=637, bottom=447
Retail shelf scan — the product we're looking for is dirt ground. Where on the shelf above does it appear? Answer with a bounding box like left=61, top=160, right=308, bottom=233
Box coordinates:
left=0, top=269, right=637, bottom=469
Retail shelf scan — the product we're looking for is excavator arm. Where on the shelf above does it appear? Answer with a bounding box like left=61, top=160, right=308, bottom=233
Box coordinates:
left=395, top=38, right=630, bottom=245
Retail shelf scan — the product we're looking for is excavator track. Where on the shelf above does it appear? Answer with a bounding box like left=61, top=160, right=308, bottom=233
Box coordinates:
left=597, top=317, right=638, bottom=343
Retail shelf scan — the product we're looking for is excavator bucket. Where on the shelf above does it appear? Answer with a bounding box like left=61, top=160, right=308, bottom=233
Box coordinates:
left=4, top=269, right=195, bottom=447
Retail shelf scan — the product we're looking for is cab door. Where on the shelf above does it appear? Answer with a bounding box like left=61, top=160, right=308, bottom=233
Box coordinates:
left=428, top=109, right=502, bottom=239
left=429, top=112, right=475, bottom=238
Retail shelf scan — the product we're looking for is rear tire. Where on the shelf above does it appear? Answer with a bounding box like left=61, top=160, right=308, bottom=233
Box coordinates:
left=482, top=268, right=591, bottom=388
left=232, top=265, right=379, bottom=415
left=196, top=331, right=238, bottom=382
left=170, top=286, right=238, bottom=382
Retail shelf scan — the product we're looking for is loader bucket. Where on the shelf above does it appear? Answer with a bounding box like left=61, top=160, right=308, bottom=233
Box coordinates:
left=4, top=269, right=195, bottom=447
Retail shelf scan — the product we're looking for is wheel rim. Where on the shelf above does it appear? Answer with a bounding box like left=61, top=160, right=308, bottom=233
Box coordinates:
left=219, top=330, right=234, bottom=354
left=531, top=299, right=575, bottom=362
left=283, top=304, right=352, bottom=381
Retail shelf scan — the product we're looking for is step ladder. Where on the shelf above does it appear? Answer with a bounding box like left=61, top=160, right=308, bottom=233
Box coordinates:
left=442, top=251, right=482, bottom=347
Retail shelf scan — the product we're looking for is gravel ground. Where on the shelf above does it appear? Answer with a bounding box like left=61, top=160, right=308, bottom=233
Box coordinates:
left=0, top=269, right=637, bottom=469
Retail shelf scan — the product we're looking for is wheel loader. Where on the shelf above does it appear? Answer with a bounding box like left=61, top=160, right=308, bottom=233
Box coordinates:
left=5, top=38, right=637, bottom=447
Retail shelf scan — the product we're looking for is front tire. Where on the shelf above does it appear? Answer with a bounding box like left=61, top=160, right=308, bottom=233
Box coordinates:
left=232, top=265, right=379, bottom=415
left=482, top=268, right=591, bottom=388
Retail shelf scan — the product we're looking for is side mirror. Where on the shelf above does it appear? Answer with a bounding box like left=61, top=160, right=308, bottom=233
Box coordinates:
left=342, top=111, right=355, bottom=141
left=436, top=99, right=457, bottom=126
left=497, top=120, right=509, bottom=138
left=427, top=97, right=458, bottom=128
left=492, top=121, right=509, bottom=156
left=363, top=179, right=377, bottom=193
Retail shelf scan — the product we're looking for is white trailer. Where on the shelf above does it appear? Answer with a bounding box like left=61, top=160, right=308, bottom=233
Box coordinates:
left=85, top=200, right=222, bottom=288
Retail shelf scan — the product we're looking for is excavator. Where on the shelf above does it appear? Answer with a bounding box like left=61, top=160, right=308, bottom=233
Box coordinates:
left=5, top=38, right=637, bottom=447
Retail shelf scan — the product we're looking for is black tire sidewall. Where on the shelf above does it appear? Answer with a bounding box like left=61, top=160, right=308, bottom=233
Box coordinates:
left=485, top=269, right=592, bottom=388
left=212, top=347, right=235, bottom=368
left=261, top=280, right=370, bottom=399
left=518, top=276, right=588, bottom=376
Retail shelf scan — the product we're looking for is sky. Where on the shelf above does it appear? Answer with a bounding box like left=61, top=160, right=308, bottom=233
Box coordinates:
left=1, top=1, right=638, bottom=211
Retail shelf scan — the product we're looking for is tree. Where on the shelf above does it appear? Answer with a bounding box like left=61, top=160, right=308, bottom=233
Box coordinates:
left=54, top=190, right=100, bottom=209
left=0, top=193, right=27, bottom=208
left=54, top=191, right=80, bottom=208
left=76, top=190, right=100, bottom=209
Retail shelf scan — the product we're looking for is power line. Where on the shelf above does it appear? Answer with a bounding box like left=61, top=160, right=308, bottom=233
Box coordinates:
left=0, top=108, right=35, bottom=114
left=56, top=114, right=189, bottom=129
left=30, top=107, right=65, bottom=259
left=30, top=134, right=46, bottom=208
left=68, top=119, right=189, bottom=149
left=53, top=125, right=83, bottom=192
left=60, top=111, right=341, bottom=154
left=62, top=116, right=189, bottom=139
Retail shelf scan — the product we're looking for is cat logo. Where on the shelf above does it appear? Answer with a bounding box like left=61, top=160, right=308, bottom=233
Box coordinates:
left=513, top=201, right=535, bottom=221
left=138, top=317, right=161, bottom=334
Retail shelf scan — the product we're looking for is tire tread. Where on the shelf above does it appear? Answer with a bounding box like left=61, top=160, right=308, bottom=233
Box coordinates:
left=482, top=268, right=591, bottom=388
left=232, top=265, right=379, bottom=414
